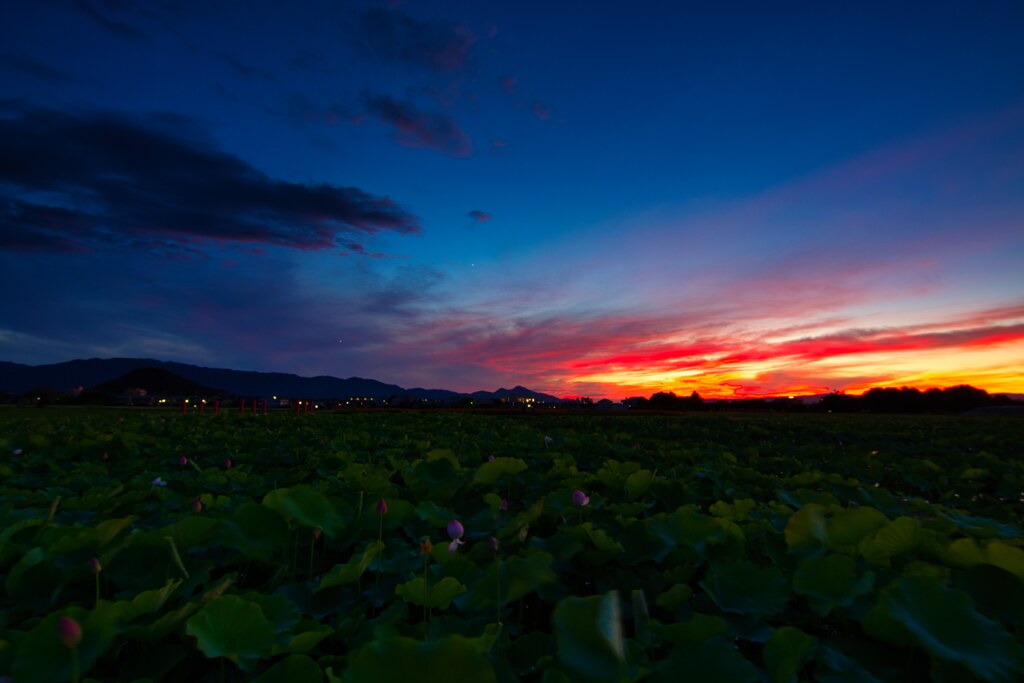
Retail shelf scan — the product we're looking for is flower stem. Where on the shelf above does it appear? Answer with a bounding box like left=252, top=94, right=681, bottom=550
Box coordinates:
left=70, top=646, right=79, bottom=683
left=374, top=514, right=383, bottom=611
left=308, top=533, right=315, bottom=580
left=94, top=572, right=100, bottom=608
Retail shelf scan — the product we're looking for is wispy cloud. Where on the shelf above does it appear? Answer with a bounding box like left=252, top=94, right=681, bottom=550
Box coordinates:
left=72, top=0, right=147, bottom=41
left=467, top=210, right=492, bottom=224
left=0, top=107, right=421, bottom=254
left=0, top=53, right=75, bottom=85
left=356, top=8, right=477, bottom=73
left=363, top=93, right=472, bottom=157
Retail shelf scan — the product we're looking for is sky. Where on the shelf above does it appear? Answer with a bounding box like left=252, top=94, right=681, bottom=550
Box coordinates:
left=1, top=0, right=1022, bottom=400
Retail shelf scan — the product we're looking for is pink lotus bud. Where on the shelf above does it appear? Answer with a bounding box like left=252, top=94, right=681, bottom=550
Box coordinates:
left=178, top=456, right=188, bottom=466
left=499, top=498, right=508, bottom=511
left=88, top=557, right=102, bottom=574
left=57, top=616, right=82, bottom=648
left=447, top=519, right=464, bottom=539
left=192, top=498, right=202, bottom=513
left=224, top=458, right=232, bottom=469
left=376, top=498, right=388, bottom=515
left=487, top=455, right=496, bottom=462
left=489, top=536, right=500, bottom=552
left=572, top=489, right=590, bottom=507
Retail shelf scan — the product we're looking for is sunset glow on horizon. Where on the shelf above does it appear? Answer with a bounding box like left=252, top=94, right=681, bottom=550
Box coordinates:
left=1, top=1, right=1022, bottom=400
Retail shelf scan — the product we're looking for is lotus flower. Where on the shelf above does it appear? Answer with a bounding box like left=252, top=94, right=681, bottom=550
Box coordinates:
left=88, top=557, right=101, bottom=574
left=376, top=498, right=388, bottom=515
left=57, top=616, right=82, bottom=648
left=151, top=476, right=167, bottom=488
left=487, top=455, right=496, bottom=462
left=447, top=519, right=465, bottom=552
left=192, top=498, right=202, bottom=513
left=572, top=489, right=590, bottom=507
left=224, top=458, right=232, bottom=469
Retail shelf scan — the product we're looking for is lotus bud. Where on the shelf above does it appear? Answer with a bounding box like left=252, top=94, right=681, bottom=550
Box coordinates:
left=88, top=557, right=102, bottom=574
left=224, top=458, right=232, bottom=469
left=376, top=498, right=388, bottom=515
left=101, top=452, right=109, bottom=461
left=12, top=448, right=22, bottom=456
left=487, top=455, right=496, bottom=462
left=489, top=536, right=500, bottom=552
left=447, top=519, right=465, bottom=552
left=192, top=498, right=202, bottom=513
left=178, top=456, right=188, bottom=466
left=499, top=498, right=509, bottom=511
left=57, top=616, right=82, bottom=648
left=572, top=489, right=590, bottom=507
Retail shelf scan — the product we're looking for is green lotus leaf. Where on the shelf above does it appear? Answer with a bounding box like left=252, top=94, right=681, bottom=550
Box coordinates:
left=13, top=606, right=118, bottom=683
left=344, top=635, right=497, bottom=683
left=941, top=511, right=1022, bottom=540
left=253, top=654, right=323, bottom=683
left=624, top=469, right=654, bottom=500
left=223, top=502, right=288, bottom=562
left=48, top=515, right=133, bottom=555
left=241, top=592, right=301, bottom=634
left=185, top=595, right=277, bottom=662
left=552, top=592, right=627, bottom=683
left=648, top=641, right=758, bottom=683
left=408, top=457, right=461, bottom=499
left=792, top=554, right=875, bottom=616
left=470, top=551, right=557, bottom=608
left=764, top=626, right=817, bottom=683
left=267, top=485, right=344, bottom=536
left=656, top=583, right=693, bottom=611
left=651, top=612, right=728, bottom=644
left=812, top=644, right=884, bottom=683
left=472, top=457, right=528, bottom=485
left=701, top=559, right=790, bottom=617
left=709, top=498, right=757, bottom=521
left=858, top=516, right=919, bottom=566
left=783, top=504, right=827, bottom=554
left=317, top=542, right=382, bottom=590
left=395, top=576, right=466, bottom=610
left=272, top=623, right=332, bottom=656
left=954, top=563, right=1024, bottom=630
left=826, top=507, right=887, bottom=548
left=872, top=575, right=1023, bottom=682
left=106, top=579, right=182, bottom=623
left=946, top=538, right=1024, bottom=579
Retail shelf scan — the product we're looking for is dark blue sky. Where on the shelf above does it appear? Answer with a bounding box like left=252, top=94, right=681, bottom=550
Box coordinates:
left=2, top=0, right=1022, bottom=398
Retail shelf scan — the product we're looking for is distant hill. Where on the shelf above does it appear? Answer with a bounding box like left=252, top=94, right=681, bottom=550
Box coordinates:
left=0, top=358, right=560, bottom=403
left=92, top=367, right=222, bottom=397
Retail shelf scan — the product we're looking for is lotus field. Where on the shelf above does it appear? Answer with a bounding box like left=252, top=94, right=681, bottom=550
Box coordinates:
left=1, top=408, right=1022, bottom=682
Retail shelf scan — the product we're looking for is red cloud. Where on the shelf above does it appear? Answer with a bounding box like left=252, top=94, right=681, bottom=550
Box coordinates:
left=363, top=94, right=472, bottom=157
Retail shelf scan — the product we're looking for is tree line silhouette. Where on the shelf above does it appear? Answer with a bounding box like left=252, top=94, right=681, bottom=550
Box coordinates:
left=629, top=385, right=1021, bottom=414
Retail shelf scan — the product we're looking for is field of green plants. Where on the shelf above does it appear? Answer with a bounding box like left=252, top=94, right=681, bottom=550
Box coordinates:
left=1, top=407, right=1022, bottom=682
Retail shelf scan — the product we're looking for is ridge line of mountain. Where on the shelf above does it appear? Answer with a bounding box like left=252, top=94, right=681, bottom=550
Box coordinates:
left=0, top=358, right=562, bottom=403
